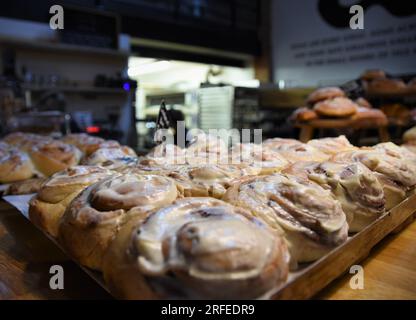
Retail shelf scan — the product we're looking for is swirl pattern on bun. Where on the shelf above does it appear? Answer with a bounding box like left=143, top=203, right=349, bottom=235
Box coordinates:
left=59, top=173, right=179, bottom=270
left=103, top=197, right=290, bottom=299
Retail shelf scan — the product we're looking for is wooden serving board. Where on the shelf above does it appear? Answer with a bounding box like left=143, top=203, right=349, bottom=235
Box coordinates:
left=2, top=194, right=416, bottom=300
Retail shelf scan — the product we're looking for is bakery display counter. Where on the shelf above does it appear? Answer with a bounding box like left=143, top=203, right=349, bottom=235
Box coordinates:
left=1, top=198, right=415, bottom=300
left=2, top=131, right=416, bottom=299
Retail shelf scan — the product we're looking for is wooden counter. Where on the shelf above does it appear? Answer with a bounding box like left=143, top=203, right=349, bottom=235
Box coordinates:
left=1, top=200, right=415, bottom=300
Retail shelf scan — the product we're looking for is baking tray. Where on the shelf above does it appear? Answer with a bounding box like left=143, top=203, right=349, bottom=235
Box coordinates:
left=2, top=193, right=416, bottom=300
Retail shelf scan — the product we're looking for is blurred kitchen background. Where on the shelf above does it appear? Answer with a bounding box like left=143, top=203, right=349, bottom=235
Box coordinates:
left=1, top=0, right=415, bottom=152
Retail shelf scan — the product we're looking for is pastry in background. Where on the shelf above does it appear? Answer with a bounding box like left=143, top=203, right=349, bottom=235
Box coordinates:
left=173, top=164, right=261, bottom=198
left=291, top=107, right=318, bottom=122
left=403, top=126, right=416, bottom=143
left=307, top=135, right=357, bottom=156
left=264, top=139, right=330, bottom=163
left=360, top=69, right=386, bottom=81
left=223, top=174, right=348, bottom=264
left=285, top=161, right=385, bottom=232
left=28, top=140, right=82, bottom=177
left=313, top=97, right=358, bottom=118
left=29, top=166, right=114, bottom=237
left=61, top=133, right=120, bottom=156
left=145, top=143, right=186, bottom=166
left=82, top=146, right=138, bottom=170
left=229, top=143, right=290, bottom=174
left=0, top=146, right=34, bottom=183
left=355, top=97, right=372, bottom=109
left=380, top=103, right=410, bottom=124
left=367, top=78, right=407, bottom=95
left=307, top=87, right=345, bottom=105
left=59, top=173, right=179, bottom=270
left=103, top=197, right=290, bottom=299
left=2, top=132, right=52, bottom=152
left=5, top=177, right=46, bottom=195
left=351, top=107, right=388, bottom=123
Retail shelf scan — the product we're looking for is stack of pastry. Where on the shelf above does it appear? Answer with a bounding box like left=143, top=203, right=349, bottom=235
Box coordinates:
left=2, top=130, right=414, bottom=299
left=361, top=70, right=407, bottom=95
left=293, top=86, right=387, bottom=124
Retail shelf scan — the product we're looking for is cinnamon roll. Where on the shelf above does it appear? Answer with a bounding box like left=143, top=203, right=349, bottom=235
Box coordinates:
left=307, top=87, right=345, bottom=105
left=28, top=140, right=82, bottom=177
left=285, top=161, right=385, bottom=232
left=0, top=146, right=34, bottom=183
left=223, top=174, right=348, bottom=264
left=174, top=164, right=261, bottom=198
left=82, top=146, right=138, bottom=170
left=373, top=142, right=416, bottom=167
left=145, top=143, right=187, bottom=166
left=3, top=132, right=52, bottom=152
left=307, top=135, right=357, bottom=156
left=29, top=166, right=114, bottom=237
left=102, top=197, right=290, bottom=299
left=61, top=133, right=119, bottom=156
left=263, top=139, right=330, bottom=163
left=229, top=143, right=290, bottom=174
left=59, top=173, right=179, bottom=270
left=333, top=148, right=416, bottom=209
left=185, top=133, right=228, bottom=165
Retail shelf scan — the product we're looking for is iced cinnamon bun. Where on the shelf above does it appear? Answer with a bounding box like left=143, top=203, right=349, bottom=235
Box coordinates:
left=29, top=166, right=114, bottom=237
left=285, top=161, right=385, bottom=232
left=174, top=164, right=261, bottom=198
left=229, top=143, right=290, bottom=174
left=263, top=139, right=330, bottom=163
left=29, top=140, right=82, bottom=177
left=82, top=146, right=138, bottom=170
left=0, top=146, right=34, bottom=183
left=307, top=135, right=357, bottom=156
left=333, top=148, right=416, bottom=209
left=59, top=173, right=179, bottom=270
left=223, top=174, right=348, bottom=264
left=2, top=132, right=52, bottom=152
left=102, top=197, right=290, bottom=299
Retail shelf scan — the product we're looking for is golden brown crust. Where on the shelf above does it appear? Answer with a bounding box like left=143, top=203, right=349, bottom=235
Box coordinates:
left=360, top=69, right=386, bottom=81
left=292, top=107, right=318, bottom=122
left=351, top=107, right=388, bottom=124
left=59, top=173, right=179, bottom=270
left=0, top=147, right=34, bottom=183
left=61, top=133, right=120, bottom=156
left=28, top=140, right=82, bottom=177
left=355, top=97, right=372, bottom=109
left=403, top=126, right=416, bottom=143
left=307, top=87, right=345, bottom=105
left=103, top=197, right=289, bottom=299
left=29, top=166, right=114, bottom=237
left=367, top=78, right=407, bottom=94
left=314, top=97, right=358, bottom=118
left=223, top=174, right=348, bottom=264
